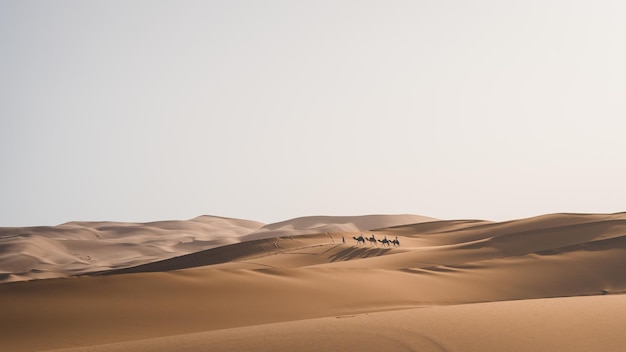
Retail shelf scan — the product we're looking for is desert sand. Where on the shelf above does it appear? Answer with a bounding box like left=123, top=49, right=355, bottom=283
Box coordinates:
left=1, top=212, right=625, bottom=351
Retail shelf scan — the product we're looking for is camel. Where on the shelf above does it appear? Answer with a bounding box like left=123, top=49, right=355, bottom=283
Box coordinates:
left=378, top=236, right=391, bottom=247
left=390, top=236, right=400, bottom=247
left=365, top=234, right=377, bottom=246
left=353, top=234, right=366, bottom=245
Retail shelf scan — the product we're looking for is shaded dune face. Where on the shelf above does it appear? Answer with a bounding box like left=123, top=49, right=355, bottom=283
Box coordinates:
left=1, top=212, right=626, bottom=352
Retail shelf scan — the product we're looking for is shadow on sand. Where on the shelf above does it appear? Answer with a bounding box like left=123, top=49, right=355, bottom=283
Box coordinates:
left=328, top=246, right=392, bottom=262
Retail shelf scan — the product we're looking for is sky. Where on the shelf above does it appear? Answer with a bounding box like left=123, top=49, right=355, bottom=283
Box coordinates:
left=1, top=0, right=625, bottom=226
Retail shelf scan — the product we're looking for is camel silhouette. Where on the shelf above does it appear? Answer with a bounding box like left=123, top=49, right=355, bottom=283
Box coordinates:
left=365, top=234, right=377, bottom=246
left=390, top=237, right=400, bottom=247
left=378, top=237, right=391, bottom=247
left=353, top=234, right=366, bottom=245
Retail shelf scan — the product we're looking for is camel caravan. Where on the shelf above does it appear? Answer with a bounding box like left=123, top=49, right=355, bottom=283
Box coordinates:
left=350, top=234, right=400, bottom=247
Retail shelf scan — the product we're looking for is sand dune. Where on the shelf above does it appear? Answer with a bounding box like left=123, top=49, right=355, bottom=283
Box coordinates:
left=0, top=214, right=435, bottom=282
left=0, top=216, right=265, bottom=282
left=241, top=214, right=437, bottom=241
left=45, top=294, right=626, bottom=352
left=1, top=212, right=625, bottom=351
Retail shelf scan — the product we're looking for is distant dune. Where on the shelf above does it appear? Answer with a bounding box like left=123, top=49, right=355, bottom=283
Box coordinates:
left=242, top=214, right=437, bottom=241
left=1, top=212, right=625, bottom=351
left=0, top=215, right=265, bottom=282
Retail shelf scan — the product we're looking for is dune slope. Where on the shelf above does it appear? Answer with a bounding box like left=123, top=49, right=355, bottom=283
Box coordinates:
left=46, top=294, right=626, bottom=352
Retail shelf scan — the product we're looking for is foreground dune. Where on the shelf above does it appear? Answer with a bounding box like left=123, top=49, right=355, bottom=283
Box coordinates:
left=46, top=294, right=626, bottom=352
left=1, top=212, right=625, bottom=351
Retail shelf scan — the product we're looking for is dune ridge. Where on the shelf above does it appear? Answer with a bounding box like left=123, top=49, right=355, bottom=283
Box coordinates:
left=1, top=212, right=625, bottom=351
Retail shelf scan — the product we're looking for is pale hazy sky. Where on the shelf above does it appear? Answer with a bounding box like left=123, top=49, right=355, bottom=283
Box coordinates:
left=1, top=0, right=625, bottom=226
